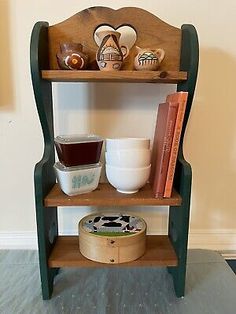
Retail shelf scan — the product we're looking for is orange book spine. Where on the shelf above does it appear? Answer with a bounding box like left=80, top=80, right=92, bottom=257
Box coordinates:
left=164, top=92, right=188, bottom=197
left=151, top=102, right=179, bottom=198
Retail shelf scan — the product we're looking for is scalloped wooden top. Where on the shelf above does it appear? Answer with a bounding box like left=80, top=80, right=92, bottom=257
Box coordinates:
left=48, top=6, right=182, bottom=71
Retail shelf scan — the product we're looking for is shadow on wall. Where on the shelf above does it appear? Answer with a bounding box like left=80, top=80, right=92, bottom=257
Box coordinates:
left=185, top=47, right=236, bottom=230
left=54, top=82, right=175, bottom=183
left=54, top=83, right=175, bottom=235
left=54, top=82, right=175, bottom=139
left=0, top=0, right=14, bottom=110
left=87, top=82, right=175, bottom=138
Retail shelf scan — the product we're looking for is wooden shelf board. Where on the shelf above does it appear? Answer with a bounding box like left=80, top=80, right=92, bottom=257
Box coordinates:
left=48, top=235, right=178, bottom=267
left=44, top=183, right=182, bottom=207
left=41, top=70, right=187, bottom=83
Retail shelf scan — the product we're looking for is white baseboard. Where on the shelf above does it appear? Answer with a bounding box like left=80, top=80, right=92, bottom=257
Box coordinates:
left=1, top=229, right=236, bottom=255
left=188, top=229, right=236, bottom=251
left=220, top=251, right=236, bottom=260
left=0, top=232, right=38, bottom=250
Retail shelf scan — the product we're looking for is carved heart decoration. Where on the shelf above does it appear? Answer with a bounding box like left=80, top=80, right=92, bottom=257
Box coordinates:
left=94, top=25, right=137, bottom=50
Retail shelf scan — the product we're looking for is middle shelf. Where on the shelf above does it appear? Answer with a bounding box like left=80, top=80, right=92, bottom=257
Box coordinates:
left=44, top=183, right=182, bottom=207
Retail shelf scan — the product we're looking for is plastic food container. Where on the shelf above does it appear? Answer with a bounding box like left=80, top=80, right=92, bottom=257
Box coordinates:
left=55, top=134, right=103, bottom=167
left=54, top=162, right=102, bottom=196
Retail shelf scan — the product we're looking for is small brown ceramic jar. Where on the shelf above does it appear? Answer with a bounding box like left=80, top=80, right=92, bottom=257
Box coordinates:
left=57, top=43, right=88, bottom=70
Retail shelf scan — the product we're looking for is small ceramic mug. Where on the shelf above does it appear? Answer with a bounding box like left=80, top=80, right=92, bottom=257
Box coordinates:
left=134, top=46, right=165, bottom=71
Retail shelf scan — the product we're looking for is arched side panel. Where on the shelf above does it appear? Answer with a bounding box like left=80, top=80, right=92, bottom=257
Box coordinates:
left=30, top=22, right=54, bottom=165
left=30, top=22, right=59, bottom=300
left=178, top=24, right=199, bottom=146
left=168, top=24, right=199, bottom=297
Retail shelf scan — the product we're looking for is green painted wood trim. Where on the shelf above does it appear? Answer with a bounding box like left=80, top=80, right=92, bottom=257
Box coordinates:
left=168, top=24, right=199, bottom=297
left=177, top=24, right=199, bottom=146
left=168, top=156, right=192, bottom=297
left=30, top=21, right=59, bottom=300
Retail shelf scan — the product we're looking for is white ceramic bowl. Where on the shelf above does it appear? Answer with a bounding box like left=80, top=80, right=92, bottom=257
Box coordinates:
left=54, top=162, right=102, bottom=196
left=105, top=149, right=151, bottom=168
left=105, top=164, right=151, bottom=194
left=106, top=137, right=150, bottom=151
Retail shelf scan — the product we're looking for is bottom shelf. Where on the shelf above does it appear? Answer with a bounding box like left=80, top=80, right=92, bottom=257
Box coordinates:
left=48, top=235, right=178, bottom=267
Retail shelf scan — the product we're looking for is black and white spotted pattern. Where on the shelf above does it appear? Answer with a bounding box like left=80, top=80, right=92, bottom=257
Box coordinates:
left=82, top=214, right=145, bottom=233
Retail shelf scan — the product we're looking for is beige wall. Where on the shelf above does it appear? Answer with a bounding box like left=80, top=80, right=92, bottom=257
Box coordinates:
left=0, top=0, right=235, bottom=249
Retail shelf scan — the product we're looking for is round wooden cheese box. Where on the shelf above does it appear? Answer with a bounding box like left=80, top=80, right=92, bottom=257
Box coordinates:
left=79, top=213, right=147, bottom=264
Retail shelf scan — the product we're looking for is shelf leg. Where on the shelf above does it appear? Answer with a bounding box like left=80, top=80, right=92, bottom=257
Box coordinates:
left=34, top=146, right=59, bottom=299
left=168, top=206, right=189, bottom=298
left=36, top=204, right=59, bottom=300
left=167, top=156, right=191, bottom=297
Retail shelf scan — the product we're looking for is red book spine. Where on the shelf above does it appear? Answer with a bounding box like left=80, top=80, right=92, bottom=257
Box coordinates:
left=164, top=92, right=188, bottom=197
left=150, top=102, right=179, bottom=198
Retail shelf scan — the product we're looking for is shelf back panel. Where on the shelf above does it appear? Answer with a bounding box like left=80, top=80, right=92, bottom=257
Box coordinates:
left=47, top=6, right=182, bottom=71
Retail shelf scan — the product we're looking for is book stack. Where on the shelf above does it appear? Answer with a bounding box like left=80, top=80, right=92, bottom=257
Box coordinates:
left=149, top=92, right=188, bottom=198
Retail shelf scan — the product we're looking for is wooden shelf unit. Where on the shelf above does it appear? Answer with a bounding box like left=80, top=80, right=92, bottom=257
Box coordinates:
left=44, top=183, right=182, bottom=207
left=48, top=235, right=178, bottom=268
left=30, top=6, right=199, bottom=300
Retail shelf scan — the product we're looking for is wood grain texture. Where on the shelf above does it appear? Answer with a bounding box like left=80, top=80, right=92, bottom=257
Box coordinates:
left=41, top=70, right=187, bottom=83
left=79, top=215, right=146, bottom=264
left=44, top=183, right=182, bottom=207
left=48, top=235, right=178, bottom=267
left=47, top=7, right=182, bottom=71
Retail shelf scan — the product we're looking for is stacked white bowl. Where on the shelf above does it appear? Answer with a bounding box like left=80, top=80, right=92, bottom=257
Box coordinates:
left=105, top=138, right=151, bottom=194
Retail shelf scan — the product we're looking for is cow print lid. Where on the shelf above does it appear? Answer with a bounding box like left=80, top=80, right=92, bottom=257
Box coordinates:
left=81, top=213, right=146, bottom=236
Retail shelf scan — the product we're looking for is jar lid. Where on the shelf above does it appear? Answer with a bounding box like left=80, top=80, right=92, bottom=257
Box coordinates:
left=55, top=134, right=103, bottom=144
left=81, top=213, right=146, bottom=236
left=54, top=161, right=102, bottom=172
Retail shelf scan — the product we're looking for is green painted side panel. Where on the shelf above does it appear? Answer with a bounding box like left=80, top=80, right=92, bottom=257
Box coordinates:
left=30, top=22, right=59, bottom=300
left=168, top=24, right=199, bottom=297
left=178, top=24, right=199, bottom=146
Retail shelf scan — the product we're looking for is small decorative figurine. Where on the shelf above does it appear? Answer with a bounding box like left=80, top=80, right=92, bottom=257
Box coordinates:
left=95, top=30, right=129, bottom=71
left=134, top=46, right=165, bottom=71
left=56, top=43, right=88, bottom=70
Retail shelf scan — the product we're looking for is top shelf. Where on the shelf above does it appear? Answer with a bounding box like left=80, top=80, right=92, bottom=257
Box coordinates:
left=41, top=70, right=187, bottom=83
